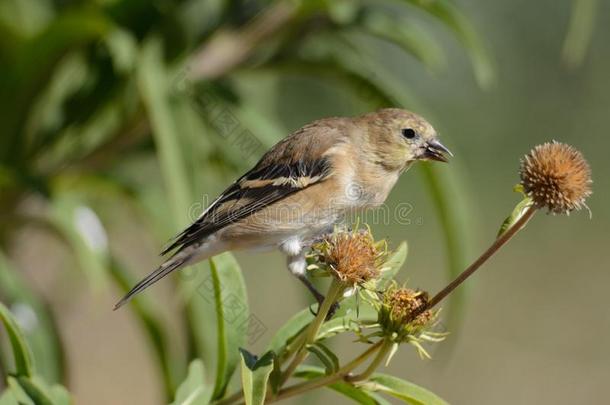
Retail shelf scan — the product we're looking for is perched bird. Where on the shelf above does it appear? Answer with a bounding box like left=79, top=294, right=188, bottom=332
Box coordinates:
left=114, top=108, right=451, bottom=309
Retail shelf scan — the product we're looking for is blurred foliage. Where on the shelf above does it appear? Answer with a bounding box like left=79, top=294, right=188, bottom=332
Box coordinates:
left=562, top=0, right=599, bottom=68
left=0, top=0, right=510, bottom=403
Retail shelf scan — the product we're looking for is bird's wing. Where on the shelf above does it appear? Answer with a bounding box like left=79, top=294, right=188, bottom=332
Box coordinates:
left=162, top=120, right=344, bottom=255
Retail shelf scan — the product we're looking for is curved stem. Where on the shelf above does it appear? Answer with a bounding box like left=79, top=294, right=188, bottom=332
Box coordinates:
left=417, top=205, right=537, bottom=317
left=219, top=328, right=311, bottom=405
left=265, top=340, right=384, bottom=404
left=279, top=279, right=344, bottom=385
left=280, top=329, right=307, bottom=362
left=220, top=340, right=384, bottom=405
left=344, top=339, right=392, bottom=383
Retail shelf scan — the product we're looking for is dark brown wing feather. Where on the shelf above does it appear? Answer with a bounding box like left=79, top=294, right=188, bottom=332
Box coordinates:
left=161, top=120, right=344, bottom=255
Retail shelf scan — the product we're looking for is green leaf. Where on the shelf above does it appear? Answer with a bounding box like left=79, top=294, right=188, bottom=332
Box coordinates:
left=0, top=251, right=64, bottom=383
left=12, top=377, right=54, bottom=405
left=266, top=309, right=313, bottom=355
left=402, top=0, right=495, bottom=88
left=377, top=241, right=408, bottom=288
left=361, top=373, right=449, bottom=405
left=139, top=39, right=245, bottom=400
left=6, top=377, right=35, bottom=405
left=239, top=350, right=275, bottom=405
left=317, top=307, right=377, bottom=341
left=3, top=375, right=71, bottom=405
left=294, top=366, right=380, bottom=405
left=137, top=37, right=193, bottom=225
left=0, top=301, right=34, bottom=377
left=306, top=342, right=339, bottom=374
left=209, top=253, right=249, bottom=399
left=497, top=196, right=534, bottom=238
left=171, top=359, right=213, bottom=405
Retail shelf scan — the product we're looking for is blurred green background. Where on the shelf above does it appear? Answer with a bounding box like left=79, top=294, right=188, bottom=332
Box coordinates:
left=0, top=0, right=608, bottom=404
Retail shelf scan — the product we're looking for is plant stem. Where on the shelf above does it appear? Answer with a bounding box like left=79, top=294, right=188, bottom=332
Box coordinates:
left=344, top=339, right=392, bottom=382
left=279, top=279, right=345, bottom=385
left=220, top=339, right=384, bottom=405
left=217, top=328, right=311, bottom=405
left=280, top=329, right=307, bottom=362
left=264, top=339, right=384, bottom=404
left=418, top=205, right=537, bottom=317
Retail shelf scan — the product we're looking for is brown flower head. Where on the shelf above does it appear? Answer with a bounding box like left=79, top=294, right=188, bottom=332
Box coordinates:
left=520, top=141, right=592, bottom=214
left=316, top=228, right=382, bottom=285
left=384, top=287, right=430, bottom=327
left=367, top=282, right=446, bottom=358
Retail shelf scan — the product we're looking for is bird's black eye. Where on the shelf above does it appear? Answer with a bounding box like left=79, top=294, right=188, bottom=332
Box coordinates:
left=402, top=128, right=416, bottom=139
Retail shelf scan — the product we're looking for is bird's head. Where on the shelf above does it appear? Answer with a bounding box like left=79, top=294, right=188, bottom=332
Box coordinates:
left=359, top=108, right=452, bottom=171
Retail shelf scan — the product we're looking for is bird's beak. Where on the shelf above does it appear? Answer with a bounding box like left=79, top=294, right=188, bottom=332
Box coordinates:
left=423, top=139, right=453, bottom=163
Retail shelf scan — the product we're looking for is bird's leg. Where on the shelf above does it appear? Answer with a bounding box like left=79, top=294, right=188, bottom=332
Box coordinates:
left=287, top=253, right=339, bottom=319
left=287, top=253, right=323, bottom=301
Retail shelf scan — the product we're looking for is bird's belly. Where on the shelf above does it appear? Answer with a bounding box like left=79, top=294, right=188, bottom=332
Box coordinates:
left=218, top=209, right=338, bottom=251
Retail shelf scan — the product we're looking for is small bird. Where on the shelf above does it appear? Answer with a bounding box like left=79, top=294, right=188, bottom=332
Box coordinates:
left=114, top=108, right=451, bottom=309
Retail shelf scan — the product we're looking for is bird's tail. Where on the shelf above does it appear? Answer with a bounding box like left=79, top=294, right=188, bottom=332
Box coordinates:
left=113, top=252, right=192, bottom=310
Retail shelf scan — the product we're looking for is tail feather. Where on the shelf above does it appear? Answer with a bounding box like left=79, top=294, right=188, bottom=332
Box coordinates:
left=113, top=256, right=189, bottom=310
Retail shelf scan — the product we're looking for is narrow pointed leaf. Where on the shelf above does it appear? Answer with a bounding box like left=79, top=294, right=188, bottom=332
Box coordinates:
left=6, top=377, right=35, bottom=405
left=0, top=251, right=64, bottom=383
left=306, top=342, right=339, bottom=374
left=267, top=309, right=313, bottom=355
left=0, top=302, right=34, bottom=377
left=4, top=375, right=71, bottom=405
left=294, top=366, right=380, bottom=405
left=497, top=196, right=534, bottom=237
left=361, top=373, right=448, bottom=405
left=137, top=37, right=192, bottom=225
left=210, top=253, right=249, bottom=399
left=317, top=307, right=377, bottom=341
left=12, top=377, right=54, bottom=405
left=377, top=241, right=408, bottom=288
left=138, top=39, right=248, bottom=400
left=239, top=350, right=275, bottom=405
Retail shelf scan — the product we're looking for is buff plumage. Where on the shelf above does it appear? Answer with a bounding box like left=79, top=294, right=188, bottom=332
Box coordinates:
left=115, top=108, right=451, bottom=309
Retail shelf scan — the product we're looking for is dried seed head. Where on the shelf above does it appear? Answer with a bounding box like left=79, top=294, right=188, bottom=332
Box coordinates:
left=386, top=287, right=430, bottom=326
left=371, top=283, right=445, bottom=356
left=376, top=283, right=438, bottom=345
left=520, top=141, right=592, bottom=214
left=317, top=229, right=381, bottom=285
